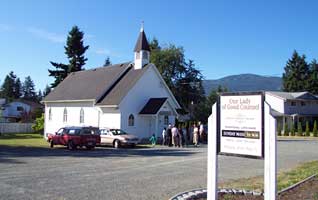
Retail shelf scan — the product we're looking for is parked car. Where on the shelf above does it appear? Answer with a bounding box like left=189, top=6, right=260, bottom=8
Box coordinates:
left=99, top=128, right=139, bottom=148
left=47, top=126, right=101, bottom=150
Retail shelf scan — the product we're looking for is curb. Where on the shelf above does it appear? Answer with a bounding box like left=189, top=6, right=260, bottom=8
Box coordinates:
left=278, top=173, right=317, bottom=194
left=169, top=188, right=262, bottom=200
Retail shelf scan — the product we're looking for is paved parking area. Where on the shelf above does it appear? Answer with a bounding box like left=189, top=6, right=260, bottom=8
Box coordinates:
left=0, top=139, right=317, bottom=200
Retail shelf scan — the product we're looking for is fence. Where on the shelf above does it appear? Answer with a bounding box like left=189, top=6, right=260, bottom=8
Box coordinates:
left=0, top=123, right=35, bottom=133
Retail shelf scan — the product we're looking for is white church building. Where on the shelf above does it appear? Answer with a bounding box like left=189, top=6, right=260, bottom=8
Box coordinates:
left=43, top=27, right=181, bottom=139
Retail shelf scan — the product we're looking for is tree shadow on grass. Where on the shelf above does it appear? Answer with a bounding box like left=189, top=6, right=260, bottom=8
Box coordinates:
left=0, top=145, right=200, bottom=164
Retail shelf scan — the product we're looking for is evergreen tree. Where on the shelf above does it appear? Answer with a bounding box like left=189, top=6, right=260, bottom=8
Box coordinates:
left=22, top=76, right=36, bottom=100
left=43, top=84, right=51, bottom=97
left=283, top=123, right=289, bottom=136
left=277, top=124, right=282, bottom=136
left=37, top=90, right=43, bottom=102
left=48, top=26, right=89, bottom=88
left=305, top=121, right=310, bottom=137
left=0, top=71, right=17, bottom=100
left=313, top=120, right=318, bottom=137
left=291, top=123, right=295, bottom=136
left=308, top=59, right=318, bottom=94
left=13, top=78, right=22, bottom=99
left=297, top=122, right=303, bottom=136
left=103, top=57, right=112, bottom=67
left=282, top=50, right=310, bottom=92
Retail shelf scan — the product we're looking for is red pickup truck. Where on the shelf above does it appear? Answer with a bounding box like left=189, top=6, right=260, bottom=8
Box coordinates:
left=47, top=126, right=101, bottom=150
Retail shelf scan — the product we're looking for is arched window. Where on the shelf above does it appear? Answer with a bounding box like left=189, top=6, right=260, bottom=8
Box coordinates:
left=63, top=108, right=67, bottom=123
left=164, top=116, right=169, bottom=125
left=128, top=114, right=134, bottom=126
left=48, top=108, right=52, bottom=121
left=80, top=108, right=84, bottom=124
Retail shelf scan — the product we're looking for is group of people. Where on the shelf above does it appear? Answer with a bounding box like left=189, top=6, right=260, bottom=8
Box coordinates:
left=161, top=122, right=205, bottom=147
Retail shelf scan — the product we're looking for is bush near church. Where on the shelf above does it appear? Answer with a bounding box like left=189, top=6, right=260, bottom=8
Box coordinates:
left=283, top=123, right=289, bottom=136
left=305, top=121, right=310, bottom=137
left=291, top=124, right=295, bottom=136
left=297, top=122, right=303, bottom=137
left=313, top=121, right=318, bottom=137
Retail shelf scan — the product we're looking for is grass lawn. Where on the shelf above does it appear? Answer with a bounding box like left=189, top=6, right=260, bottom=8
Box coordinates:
left=0, top=133, right=48, bottom=147
left=219, top=160, right=318, bottom=192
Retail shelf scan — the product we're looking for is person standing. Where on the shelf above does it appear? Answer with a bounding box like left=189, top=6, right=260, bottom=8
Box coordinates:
left=199, top=122, right=205, bottom=143
left=193, top=123, right=199, bottom=147
left=178, top=126, right=184, bottom=147
left=162, top=127, right=166, bottom=145
left=171, top=125, right=179, bottom=147
left=167, top=124, right=172, bottom=147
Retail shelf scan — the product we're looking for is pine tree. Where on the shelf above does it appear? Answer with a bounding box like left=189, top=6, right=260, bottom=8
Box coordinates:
left=297, top=122, right=303, bottom=137
left=313, top=121, right=318, bottom=137
left=0, top=71, right=17, bottom=100
left=282, top=50, right=310, bottom=92
left=308, top=59, right=318, bottom=94
left=277, top=124, right=282, bottom=136
left=291, top=123, right=295, bottom=136
left=13, top=78, right=22, bottom=99
left=43, top=85, right=51, bottom=97
left=284, top=123, right=289, bottom=136
left=103, top=57, right=112, bottom=67
left=305, top=121, right=310, bottom=137
left=22, top=76, right=36, bottom=100
left=37, top=90, right=43, bottom=102
left=48, top=26, right=89, bottom=88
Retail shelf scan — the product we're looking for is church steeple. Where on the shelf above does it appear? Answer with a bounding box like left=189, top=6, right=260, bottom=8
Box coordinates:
left=134, top=22, right=150, bottom=70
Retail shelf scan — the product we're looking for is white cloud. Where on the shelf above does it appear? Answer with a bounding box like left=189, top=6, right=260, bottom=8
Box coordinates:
left=0, top=24, right=11, bottom=32
left=95, top=48, right=111, bottom=55
left=27, top=27, right=65, bottom=43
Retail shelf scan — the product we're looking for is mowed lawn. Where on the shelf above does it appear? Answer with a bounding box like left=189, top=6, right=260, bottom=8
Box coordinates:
left=0, top=133, right=48, bottom=147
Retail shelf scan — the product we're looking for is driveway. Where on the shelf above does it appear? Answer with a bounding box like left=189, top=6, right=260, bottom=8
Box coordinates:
left=0, top=139, right=317, bottom=200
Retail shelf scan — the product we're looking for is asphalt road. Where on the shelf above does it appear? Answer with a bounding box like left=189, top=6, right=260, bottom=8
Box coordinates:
left=0, top=139, right=317, bottom=200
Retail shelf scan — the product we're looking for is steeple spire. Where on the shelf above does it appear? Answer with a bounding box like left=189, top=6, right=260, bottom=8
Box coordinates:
left=134, top=22, right=150, bottom=70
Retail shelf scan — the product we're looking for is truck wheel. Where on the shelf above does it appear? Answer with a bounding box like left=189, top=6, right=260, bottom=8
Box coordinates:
left=50, top=140, right=54, bottom=148
left=113, top=140, right=120, bottom=148
left=86, top=146, right=95, bottom=150
left=67, top=141, right=75, bottom=150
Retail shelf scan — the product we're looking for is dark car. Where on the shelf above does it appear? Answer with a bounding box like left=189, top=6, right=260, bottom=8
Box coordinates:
left=47, top=126, right=101, bottom=150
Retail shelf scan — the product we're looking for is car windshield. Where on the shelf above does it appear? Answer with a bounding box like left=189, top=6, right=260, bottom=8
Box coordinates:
left=110, top=129, right=127, bottom=135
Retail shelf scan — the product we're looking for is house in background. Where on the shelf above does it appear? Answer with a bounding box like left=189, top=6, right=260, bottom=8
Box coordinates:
left=0, top=99, right=43, bottom=122
left=43, top=27, right=181, bottom=139
left=265, top=91, right=318, bottom=130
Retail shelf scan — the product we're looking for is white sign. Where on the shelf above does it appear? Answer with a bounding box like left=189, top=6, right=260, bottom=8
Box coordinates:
left=219, top=94, right=263, bottom=158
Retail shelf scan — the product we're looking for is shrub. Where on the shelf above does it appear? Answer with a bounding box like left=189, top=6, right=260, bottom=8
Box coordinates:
left=290, top=124, right=295, bottom=136
left=277, top=124, right=282, bottom=136
left=297, top=122, right=303, bottom=137
left=313, top=121, right=318, bottom=137
left=32, top=114, right=44, bottom=134
left=305, top=121, right=310, bottom=137
left=283, top=123, right=289, bottom=136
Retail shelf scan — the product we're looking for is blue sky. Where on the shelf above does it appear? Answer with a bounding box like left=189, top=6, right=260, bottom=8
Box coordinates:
left=1, top=0, right=318, bottom=90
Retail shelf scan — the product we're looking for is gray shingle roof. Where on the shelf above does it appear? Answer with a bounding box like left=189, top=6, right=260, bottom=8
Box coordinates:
left=43, top=62, right=152, bottom=106
left=266, top=91, right=318, bottom=100
left=134, top=30, right=150, bottom=52
left=44, top=62, right=131, bottom=103
left=139, top=98, right=167, bottom=114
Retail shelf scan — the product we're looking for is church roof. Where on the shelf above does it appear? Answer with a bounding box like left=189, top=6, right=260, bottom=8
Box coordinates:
left=139, top=98, right=167, bottom=114
left=43, top=62, right=149, bottom=105
left=134, top=30, right=151, bottom=52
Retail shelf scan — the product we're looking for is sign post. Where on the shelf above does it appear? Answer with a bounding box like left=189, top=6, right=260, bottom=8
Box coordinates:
left=207, top=92, right=277, bottom=200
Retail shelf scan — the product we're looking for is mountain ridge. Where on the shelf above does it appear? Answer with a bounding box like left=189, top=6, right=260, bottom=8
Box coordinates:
left=203, top=74, right=282, bottom=94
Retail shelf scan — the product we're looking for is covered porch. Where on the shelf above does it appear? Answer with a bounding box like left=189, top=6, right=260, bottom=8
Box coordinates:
left=139, top=98, right=178, bottom=138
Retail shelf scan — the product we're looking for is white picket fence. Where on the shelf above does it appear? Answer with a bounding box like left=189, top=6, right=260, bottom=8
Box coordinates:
left=0, top=123, right=35, bottom=133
